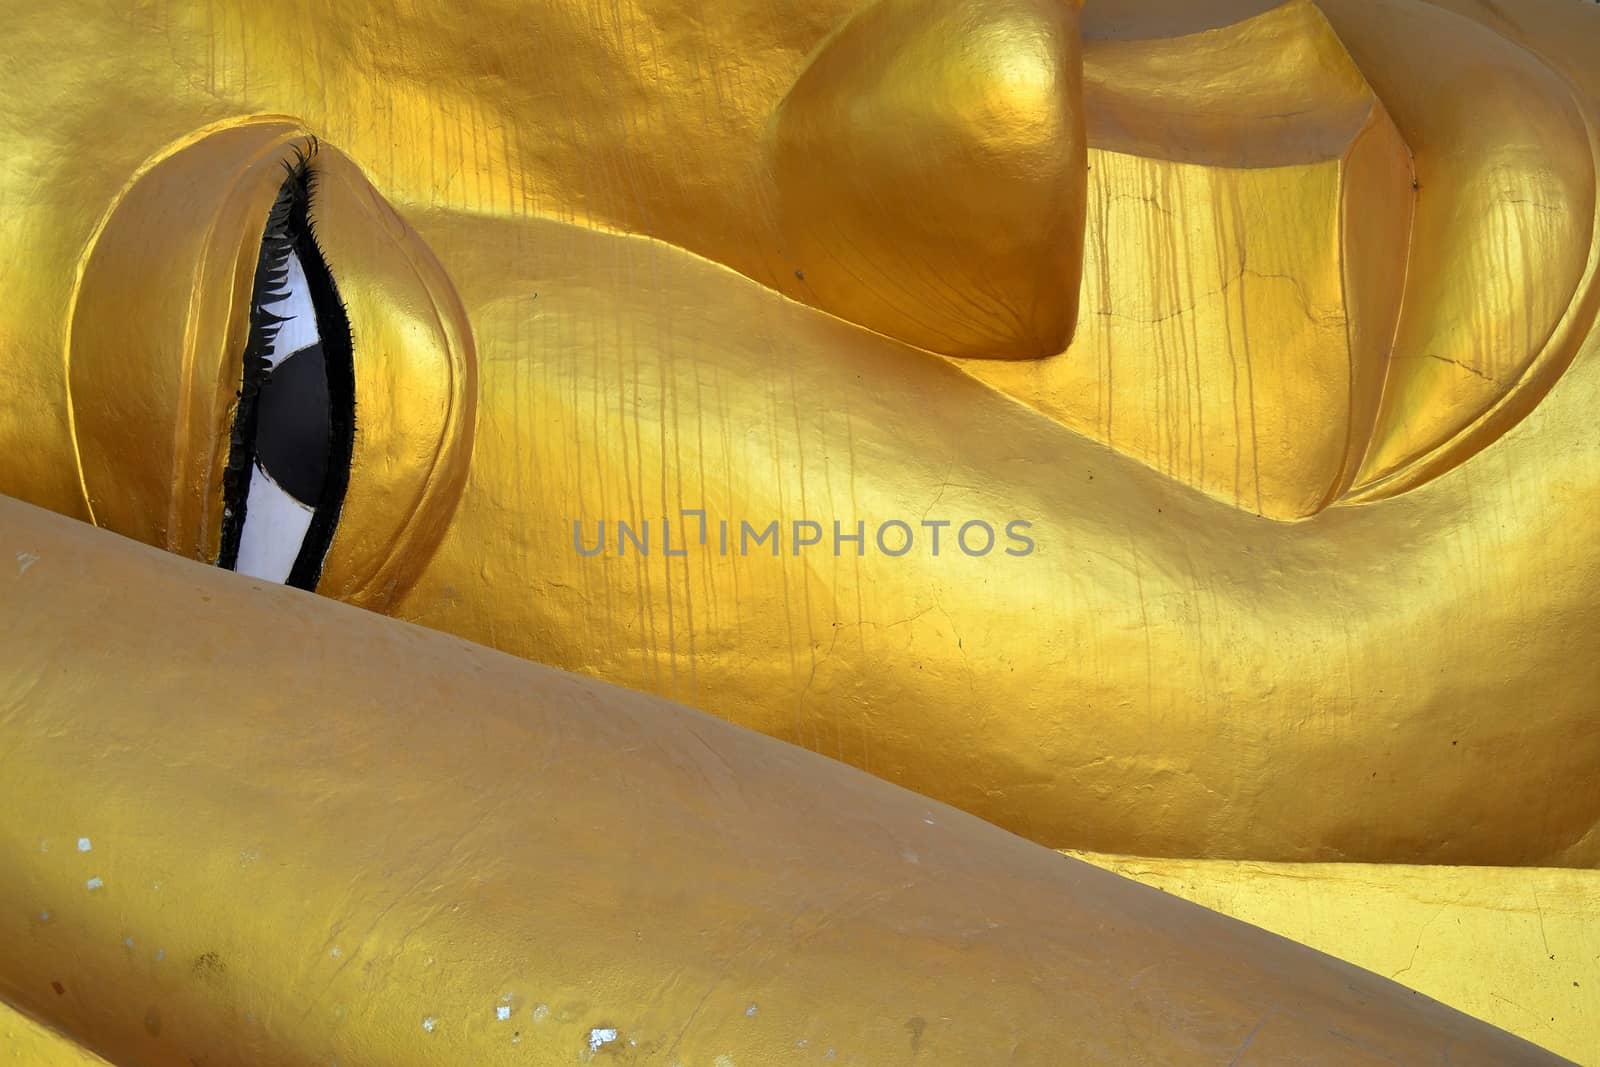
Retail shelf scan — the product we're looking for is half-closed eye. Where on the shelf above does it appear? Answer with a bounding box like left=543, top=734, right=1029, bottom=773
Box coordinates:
left=217, top=148, right=355, bottom=589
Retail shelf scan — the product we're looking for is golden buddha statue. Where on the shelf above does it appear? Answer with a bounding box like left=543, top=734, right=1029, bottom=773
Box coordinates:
left=0, top=0, right=1595, bottom=1061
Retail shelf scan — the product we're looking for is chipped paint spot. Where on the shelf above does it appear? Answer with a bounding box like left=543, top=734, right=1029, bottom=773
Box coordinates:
left=86, top=877, right=104, bottom=891
left=906, top=1016, right=926, bottom=1053
left=497, top=1006, right=512, bottom=1021
left=330, top=946, right=342, bottom=959
left=588, top=1027, right=619, bottom=1052
left=744, top=1003, right=759, bottom=1017
left=123, top=937, right=135, bottom=949
left=39, top=911, right=50, bottom=922
left=714, top=1056, right=737, bottom=1067
left=16, top=551, right=39, bottom=575
left=533, top=1004, right=550, bottom=1022
left=77, top=837, right=92, bottom=852
left=422, top=1017, right=438, bottom=1033
left=156, top=949, right=165, bottom=962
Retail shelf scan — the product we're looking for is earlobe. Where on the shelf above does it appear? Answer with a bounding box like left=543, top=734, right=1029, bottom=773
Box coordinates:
left=303, top=143, right=477, bottom=610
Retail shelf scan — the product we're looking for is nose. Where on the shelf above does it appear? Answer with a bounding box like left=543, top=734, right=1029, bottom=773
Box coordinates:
left=770, top=0, right=1087, bottom=360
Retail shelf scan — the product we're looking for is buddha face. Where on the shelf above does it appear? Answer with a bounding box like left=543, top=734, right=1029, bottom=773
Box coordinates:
left=2, top=0, right=1597, bottom=865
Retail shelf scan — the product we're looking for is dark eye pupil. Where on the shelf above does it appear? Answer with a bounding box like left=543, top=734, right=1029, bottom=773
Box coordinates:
left=255, top=341, right=331, bottom=506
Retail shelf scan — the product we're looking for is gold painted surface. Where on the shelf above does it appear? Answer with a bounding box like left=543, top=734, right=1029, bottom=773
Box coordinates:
left=1321, top=0, right=1598, bottom=498
left=772, top=0, right=1086, bottom=359
left=66, top=122, right=475, bottom=611
left=964, top=5, right=1419, bottom=518
left=1071, top=853, right=1600, bottom=1067
left=0, top=496, right=1572, bottom=1066
left=305, top=142, right=477, bottom=611
left=0, top=1001, right=115, bottom=1067
left=395, top=198, right=1600, bottom=866
left=1, top=1, right=1599, bottom=1057
left=67, top=119, right=302, bottom=553
left=0, top=0, right=1598, bottom=870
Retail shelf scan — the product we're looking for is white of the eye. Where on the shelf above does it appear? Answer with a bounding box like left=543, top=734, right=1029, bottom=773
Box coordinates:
left=266, top=250, right=318, bottom=368
left=234, top=464, right=314, bottom=584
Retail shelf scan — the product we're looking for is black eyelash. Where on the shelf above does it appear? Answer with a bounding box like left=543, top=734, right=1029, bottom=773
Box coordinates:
left=216, top=139, right=357, bottom=590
